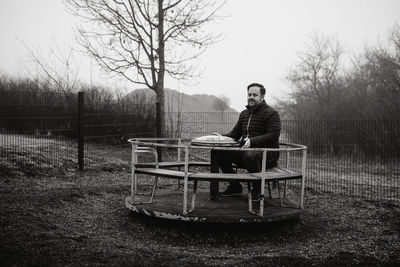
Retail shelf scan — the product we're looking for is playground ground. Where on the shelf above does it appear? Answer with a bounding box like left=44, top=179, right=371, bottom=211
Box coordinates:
left=1, top=167, right=399, bottom=266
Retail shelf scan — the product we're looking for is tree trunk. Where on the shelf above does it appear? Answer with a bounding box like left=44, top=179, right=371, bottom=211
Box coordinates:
left=156, top=0, right=166, bottom=138
left=155, top=87, right=166, bottom=138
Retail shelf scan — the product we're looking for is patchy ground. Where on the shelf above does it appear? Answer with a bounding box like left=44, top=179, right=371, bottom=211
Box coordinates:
left=1, top=169, right=399, bottom=266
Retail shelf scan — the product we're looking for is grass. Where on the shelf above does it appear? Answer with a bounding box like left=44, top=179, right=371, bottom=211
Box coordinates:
left=1, top=136, right=400, bottom=265
left=1, top=170, right=399, bottom=266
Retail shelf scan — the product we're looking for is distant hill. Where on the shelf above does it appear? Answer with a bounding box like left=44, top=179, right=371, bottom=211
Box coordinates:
left=125, top=88, right=238, bottom=113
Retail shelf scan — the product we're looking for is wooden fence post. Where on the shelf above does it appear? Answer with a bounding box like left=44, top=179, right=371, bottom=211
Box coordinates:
left=78, top=91, right=84, bottom=171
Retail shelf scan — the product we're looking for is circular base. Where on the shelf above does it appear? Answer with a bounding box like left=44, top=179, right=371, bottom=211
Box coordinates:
left=125, top=190, right=301, bottom=223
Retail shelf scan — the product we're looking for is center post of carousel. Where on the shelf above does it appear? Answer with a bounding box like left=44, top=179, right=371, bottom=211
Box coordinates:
left=125, top=135, right=307, bottom=223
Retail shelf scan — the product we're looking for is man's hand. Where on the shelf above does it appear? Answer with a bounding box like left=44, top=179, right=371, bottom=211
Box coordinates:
left=242, top=137, right=251, bottom=148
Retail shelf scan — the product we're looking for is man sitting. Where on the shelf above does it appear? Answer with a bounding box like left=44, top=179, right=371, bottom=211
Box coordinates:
left=217, top=82, right=281, bottom=201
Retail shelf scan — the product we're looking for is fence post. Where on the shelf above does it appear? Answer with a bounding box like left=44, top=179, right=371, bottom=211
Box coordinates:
left=78, top=91, right=84, bottom=171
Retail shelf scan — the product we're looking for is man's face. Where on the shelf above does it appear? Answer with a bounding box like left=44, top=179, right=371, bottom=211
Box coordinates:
left=247, top=86, right=264, bottom=107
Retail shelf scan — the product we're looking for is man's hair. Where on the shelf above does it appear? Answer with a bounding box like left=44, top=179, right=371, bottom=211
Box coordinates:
left=247, top=83, right=266, bottom=96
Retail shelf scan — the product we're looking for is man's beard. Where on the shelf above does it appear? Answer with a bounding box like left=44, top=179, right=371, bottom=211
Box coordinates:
left=248, top=99, right=256, bottom=106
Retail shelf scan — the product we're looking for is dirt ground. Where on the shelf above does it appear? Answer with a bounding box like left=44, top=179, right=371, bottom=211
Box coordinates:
left=1, top=169, right=399, bottom=266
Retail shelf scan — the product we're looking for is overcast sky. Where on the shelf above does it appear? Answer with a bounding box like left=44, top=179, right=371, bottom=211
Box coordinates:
left=1, top=0, right=400, bottom=111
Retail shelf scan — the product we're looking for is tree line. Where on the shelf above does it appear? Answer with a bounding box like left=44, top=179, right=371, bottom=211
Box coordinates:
left=0, top=75, right=155, bottom=141
left=279, top=25, right=400, bottom=121
left=277, top=25, right=400, bottom=156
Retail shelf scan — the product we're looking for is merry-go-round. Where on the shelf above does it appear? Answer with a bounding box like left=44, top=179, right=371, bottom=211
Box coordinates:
left=125, top=136, right=307, bottom=223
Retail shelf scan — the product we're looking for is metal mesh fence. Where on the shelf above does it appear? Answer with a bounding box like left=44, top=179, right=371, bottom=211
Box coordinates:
left=0, top=90, right=78, bottom=176
left=167, top=112, right=240, bottom=138
left=1, top=92, right=399, bottom=202
left=83, top=110, right=156, bottom=170
left=170, top=112, right=399, bottom=202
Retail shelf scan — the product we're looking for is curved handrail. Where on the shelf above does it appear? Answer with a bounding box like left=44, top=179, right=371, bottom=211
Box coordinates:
left=128, top=138, right=186, bottom=149
left=128, top=138, right=307, bottom=152
left=128, top=137, right=183, bottom=142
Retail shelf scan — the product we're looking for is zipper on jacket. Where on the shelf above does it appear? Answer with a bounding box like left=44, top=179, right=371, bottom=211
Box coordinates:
left=246, top=111, right=253, bottom=138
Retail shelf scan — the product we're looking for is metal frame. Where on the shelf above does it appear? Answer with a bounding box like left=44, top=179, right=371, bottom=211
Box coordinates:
left=128, top=138, right=307, bottom=216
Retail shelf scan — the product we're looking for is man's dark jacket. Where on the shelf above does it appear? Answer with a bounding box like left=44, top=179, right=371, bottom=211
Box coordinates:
left=225, top=100, right=281, bottom=164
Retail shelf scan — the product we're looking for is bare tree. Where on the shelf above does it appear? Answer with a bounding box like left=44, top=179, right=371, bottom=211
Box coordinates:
left=20, top=40, right=79, bottom=95
left=345, top=22, right=400, bottom=121
left=19, top=38, right=81, bottom=108
left=284, top=33, right=344, bottom=153
left=64, top=0, right=225, bottom=137
left=369, top=23, right=400, bottom=119
left=286, top=33, right=343, bottom=119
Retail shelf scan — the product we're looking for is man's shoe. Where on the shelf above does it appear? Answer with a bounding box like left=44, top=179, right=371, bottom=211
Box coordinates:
left=251, top=191, right=263, bottom=202
left=220, top=185, right=243, bottom=197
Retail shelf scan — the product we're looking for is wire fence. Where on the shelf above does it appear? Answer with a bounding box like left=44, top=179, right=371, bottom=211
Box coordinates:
left=166, top=112, right=400, bottom=202
left=0, top=91, right=399, bottom=202
left=0, top=90, right=78, bottom=176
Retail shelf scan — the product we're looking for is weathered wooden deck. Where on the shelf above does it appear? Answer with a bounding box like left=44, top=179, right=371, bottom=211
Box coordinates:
left=125, top=190, right=301, bottom=223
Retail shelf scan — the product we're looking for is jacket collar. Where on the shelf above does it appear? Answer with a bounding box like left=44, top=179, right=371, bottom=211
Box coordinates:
left=246, top=100, right=267, bottom=112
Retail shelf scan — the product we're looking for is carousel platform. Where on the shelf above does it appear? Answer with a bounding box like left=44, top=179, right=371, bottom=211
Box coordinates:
left=125, top=190, right=301, bottom=223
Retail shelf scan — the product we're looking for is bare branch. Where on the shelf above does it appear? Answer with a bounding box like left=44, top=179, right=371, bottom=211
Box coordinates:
left=64, top=0, right=226, bottom=136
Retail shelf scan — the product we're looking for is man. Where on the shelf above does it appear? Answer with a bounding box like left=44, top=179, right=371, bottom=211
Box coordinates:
left=218, top=82, right=281, bottom=200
